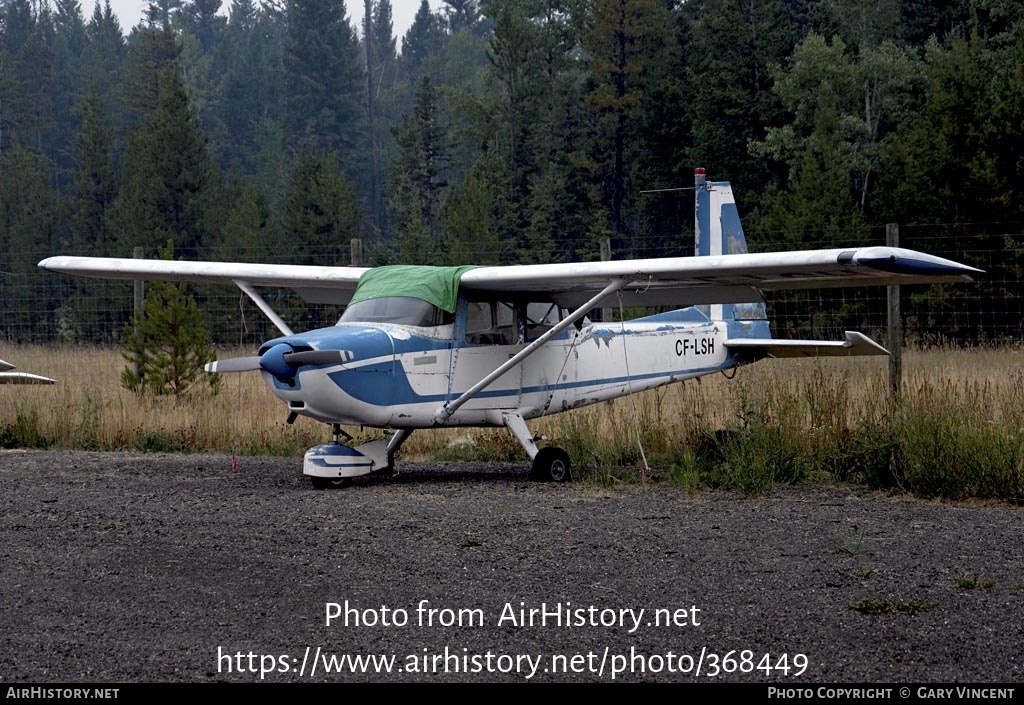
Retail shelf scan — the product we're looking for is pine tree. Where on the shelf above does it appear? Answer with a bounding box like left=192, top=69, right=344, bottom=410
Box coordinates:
left=0, top=0, right=55, bottom=153
left=217, top=0, right=280, bottom=175
left=283, top=0, right=367, bottom=171
left=584, top=0, right=670, bottom=244
left=388, top=76, right=449, bottom=263
left=64, top=87, right=122, bottom=342
left=685, top=0, right=810, bottom=197
left=443, top=167, right=499, bottom=264
left=111, top=64, right=220, bottom=258
left=281, top=150, right=362, bottom=266
left=0, top=142, right=61, bottom=341
left=120, top=241, right=219, bottom=396
left=50, top=0, right=89, bottom=186
left=401, top=0, right=443, bottom=79
left=81, top=0, right=126, bottom=134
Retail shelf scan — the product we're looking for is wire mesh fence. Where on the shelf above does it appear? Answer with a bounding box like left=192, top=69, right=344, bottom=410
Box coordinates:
left=0, top=224, right=1018, bottom=347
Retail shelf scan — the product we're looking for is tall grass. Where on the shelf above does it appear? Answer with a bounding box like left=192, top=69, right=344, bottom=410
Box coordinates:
left=2, top=344, right=1022, bottom=500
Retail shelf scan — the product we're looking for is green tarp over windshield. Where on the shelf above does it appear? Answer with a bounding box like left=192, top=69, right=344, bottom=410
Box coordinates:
left=348, top=265, right=478, bottom=313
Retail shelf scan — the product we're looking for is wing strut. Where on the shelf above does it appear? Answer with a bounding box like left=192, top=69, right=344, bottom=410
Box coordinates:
left=233, top=279, right=294, bottom=337
left=434, top=279, right=628, bottom=423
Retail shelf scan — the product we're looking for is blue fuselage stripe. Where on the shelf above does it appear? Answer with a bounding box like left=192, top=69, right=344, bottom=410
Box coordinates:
left=325, top=358, right=737, bottom=407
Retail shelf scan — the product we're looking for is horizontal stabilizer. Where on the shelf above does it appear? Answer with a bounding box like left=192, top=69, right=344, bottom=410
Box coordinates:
left=205, top=357, right=261, bottom=373
left=725, top=331, right=889, bottom=358
left=0, top=372, right=56, bottom=384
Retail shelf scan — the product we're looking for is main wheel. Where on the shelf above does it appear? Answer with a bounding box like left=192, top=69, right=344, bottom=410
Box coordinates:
left=311, top=476, right=350, bottom=490
left=531, top=447, right=572, bottom=482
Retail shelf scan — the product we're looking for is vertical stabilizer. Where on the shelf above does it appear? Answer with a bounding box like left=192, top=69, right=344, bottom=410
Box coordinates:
left=694, top=168, right=749, bottom=258
left=693, top=169, right=766, bottom=326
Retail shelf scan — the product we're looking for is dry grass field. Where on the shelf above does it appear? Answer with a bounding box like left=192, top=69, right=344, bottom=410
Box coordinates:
left=2, top=344, right=1022, bottom=499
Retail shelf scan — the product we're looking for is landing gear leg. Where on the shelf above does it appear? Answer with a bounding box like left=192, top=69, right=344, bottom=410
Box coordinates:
left=502, top=413, right=572, bottom=483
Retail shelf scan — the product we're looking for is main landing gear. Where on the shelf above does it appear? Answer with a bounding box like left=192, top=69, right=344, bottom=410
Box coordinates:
left=530, top=446, right=572, bottom=482
left=504, top=413, right=572, bottom=483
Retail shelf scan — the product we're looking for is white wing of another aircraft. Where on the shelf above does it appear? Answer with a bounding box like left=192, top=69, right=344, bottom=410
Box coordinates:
left=0, top=359, right=55, bottom=385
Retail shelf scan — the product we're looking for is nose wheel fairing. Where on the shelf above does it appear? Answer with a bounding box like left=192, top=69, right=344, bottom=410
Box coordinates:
left=303, top=440, right=387, bottom=479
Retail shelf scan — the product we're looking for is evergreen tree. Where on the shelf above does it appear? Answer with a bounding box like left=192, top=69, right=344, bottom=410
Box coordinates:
left=281, top=150, right=363, bottom=266
left=371, top=0, right=397, bottom=93
left=401, top=0, right=443, bottom=79
left=0, top=142, right=60, bottom=341
left=388, top=76, right=449, bottom=263
left=67, top=88, right=120, bottom=342
left=120, top=241, right=219, bottom=396
left=70, top=88, right=116, bottom=254
left=283, top=0, right=367, bottom=175
left=111, top=65, right=220, bottom=257
left=442, top=0, right=481, bottom=35
left=443, top=167, right=499, bottom=264
left=182, top=0, right=224, bottom=54
left=216, top=1, right=283, bottom=175
left=0, top=0, right=55, bottom=153
left=147, top=0, right=185, bottom=30
left=81, top=0, right=126, bottom=131
left=120, top=22, right=179, bottom=120
left=50, top=0, right=89, bottom=186
left=684, top=0, right=809, bottom=198
left=877, top=31, right=1001, bottom=225
left=219, top=181, right=274, bottom=261
left=584, top=0, right=670, bottom=244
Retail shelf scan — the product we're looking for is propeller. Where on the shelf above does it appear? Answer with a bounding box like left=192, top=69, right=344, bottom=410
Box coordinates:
left=205, top=357, right=261, bottom=373
left=205, top=345, right=354, bottom=381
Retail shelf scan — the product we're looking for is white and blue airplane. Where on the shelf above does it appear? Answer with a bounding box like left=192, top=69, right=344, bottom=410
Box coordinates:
left=39, top=169, right=980, bottom=487
left=0, top=358, right=55, bottom=384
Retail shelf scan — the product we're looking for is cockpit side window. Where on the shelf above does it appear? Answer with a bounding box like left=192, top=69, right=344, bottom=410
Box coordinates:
left=465, top=299, right=518, bottom=345
left=525, top=301, right=566, bottom=341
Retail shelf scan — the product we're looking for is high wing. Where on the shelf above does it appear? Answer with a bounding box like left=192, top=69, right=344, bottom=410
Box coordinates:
left=39, top=246, right=979, bottom=311
left=37, top=257, right=369, bottom=305
left=458, top=247, right=980, bottom=308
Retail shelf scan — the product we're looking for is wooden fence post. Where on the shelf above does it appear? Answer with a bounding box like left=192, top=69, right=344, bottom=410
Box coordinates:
left=887, top=223, right=902, bottom=397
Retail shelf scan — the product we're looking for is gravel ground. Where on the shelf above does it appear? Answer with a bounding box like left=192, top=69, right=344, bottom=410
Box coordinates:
left=0, top=449, right=1021, bottom=683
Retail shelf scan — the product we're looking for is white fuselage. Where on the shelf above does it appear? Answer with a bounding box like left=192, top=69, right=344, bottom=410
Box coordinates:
left=264, top=317, right=735, bottom=429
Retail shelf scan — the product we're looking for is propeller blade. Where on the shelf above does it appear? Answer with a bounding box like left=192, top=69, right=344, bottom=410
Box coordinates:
left=283, top=350, right=354, bottom=366
left=0, top=359, right=15, bottom=371
left=205, top=357, right=262, bottom=373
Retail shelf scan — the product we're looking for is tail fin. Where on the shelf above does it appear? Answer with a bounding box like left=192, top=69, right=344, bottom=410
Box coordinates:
left=693, top=168, right=766, bottom=325
left=694, top=168, right=749, bottom=258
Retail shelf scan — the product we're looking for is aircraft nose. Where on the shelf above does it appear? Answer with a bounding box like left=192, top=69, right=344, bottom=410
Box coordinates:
left=259, top=343, right=295, bottom=380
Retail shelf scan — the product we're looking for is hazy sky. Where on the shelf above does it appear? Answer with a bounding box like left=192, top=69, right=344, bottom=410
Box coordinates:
left=103, top=0, right=443, bottom=43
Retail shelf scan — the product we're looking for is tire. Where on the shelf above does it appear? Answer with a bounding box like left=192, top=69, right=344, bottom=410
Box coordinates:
left=311, top=476, right=349, bottom=490
left=531, top=447, right=572, bottom=482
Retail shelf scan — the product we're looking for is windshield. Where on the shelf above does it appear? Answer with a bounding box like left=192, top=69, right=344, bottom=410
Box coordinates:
left=339, top=296, right=453, bottom=327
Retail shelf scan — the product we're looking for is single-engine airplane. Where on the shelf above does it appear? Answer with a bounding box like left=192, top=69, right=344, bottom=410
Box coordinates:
left=39, top=169, right=979, bottom=487
left=0, top=358, right=55, bottom=385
